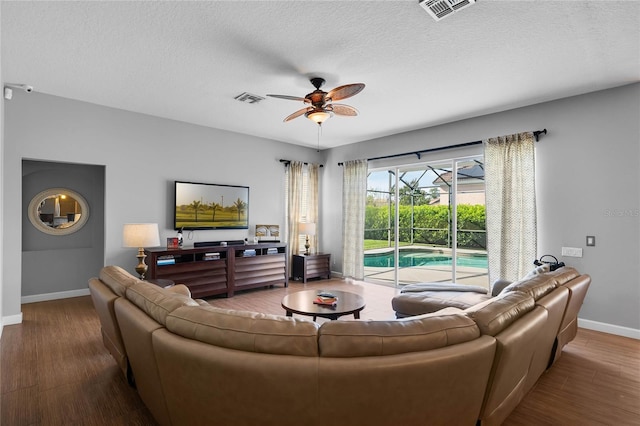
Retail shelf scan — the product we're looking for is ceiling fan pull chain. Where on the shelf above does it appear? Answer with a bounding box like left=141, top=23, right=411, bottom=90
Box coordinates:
left=317, top=123, right=322, bottom=152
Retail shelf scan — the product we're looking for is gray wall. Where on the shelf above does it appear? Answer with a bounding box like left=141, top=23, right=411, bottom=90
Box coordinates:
left=323, top=83, right=640, bottom=332
left=3, top=92, right=322, bottom=317
left=22, top=160, right=105, bottom=296
left=0, top=2, right=4, bottom=334
left=3, top=83, right=639, bottom=335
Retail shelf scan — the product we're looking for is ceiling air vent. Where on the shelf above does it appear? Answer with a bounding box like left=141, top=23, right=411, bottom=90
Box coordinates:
left=419, top=0, right=476, bottom=21
left=234, top=92, right=265, bottom=104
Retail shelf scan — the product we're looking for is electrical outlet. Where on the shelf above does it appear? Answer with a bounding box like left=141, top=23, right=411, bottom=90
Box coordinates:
left=561, top=247, right=583, bottom=257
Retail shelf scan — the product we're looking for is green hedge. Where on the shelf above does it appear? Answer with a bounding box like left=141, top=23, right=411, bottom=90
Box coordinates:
left=364, top=204, right=486, bottom=249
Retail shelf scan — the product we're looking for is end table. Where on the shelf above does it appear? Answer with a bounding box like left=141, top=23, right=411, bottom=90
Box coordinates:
left=292, top=253, right=331, bottom=283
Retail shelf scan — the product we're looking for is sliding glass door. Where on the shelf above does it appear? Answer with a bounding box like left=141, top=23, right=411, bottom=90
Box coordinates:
left=364, top=156, right=488, bottom=288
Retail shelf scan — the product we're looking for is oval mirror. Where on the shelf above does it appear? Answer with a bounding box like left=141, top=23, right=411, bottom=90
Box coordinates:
left=28, top=188, right=90, bottom=235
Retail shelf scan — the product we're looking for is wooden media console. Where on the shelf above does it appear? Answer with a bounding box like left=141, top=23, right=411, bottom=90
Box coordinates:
left=144, top=243, right=288, bottom=298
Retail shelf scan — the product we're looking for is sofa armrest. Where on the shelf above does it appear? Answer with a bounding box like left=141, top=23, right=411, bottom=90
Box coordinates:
left=491, top=279, right=513, bottom=297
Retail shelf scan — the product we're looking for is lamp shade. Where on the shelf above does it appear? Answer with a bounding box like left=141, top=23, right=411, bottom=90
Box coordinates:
left=298, top=222, right=316, bottom=236
left=122, top=223, right=161, bottom=248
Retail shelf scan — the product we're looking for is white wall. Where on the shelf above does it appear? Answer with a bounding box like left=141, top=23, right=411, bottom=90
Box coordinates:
left=3, top=92, right=322, bottom=318
left=323, top=83, right=640, bottom=335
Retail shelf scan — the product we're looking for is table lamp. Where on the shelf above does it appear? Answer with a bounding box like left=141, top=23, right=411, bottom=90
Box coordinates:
left=123, top=223, right=161, bottom=279
left=298, top=222, right=316, bottom=256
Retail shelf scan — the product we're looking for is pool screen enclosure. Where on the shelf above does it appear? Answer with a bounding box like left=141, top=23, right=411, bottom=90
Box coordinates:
left=364, top=156, right=489, bottom=288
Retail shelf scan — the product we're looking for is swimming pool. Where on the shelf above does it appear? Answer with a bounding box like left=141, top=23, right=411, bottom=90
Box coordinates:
left=364, top=249, right=488, bottom=269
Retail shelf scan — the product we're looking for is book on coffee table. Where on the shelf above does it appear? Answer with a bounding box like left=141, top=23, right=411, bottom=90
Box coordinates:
left=313, top=295, right=338, bottom=306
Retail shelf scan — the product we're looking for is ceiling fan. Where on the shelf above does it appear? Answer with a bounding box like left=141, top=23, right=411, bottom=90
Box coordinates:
left=267, top=77, right=365, bottom=125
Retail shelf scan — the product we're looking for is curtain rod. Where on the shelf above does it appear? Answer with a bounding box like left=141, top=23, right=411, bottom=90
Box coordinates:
left=337, top=129, right=547, bottom=166
left=279, top=159, right=324, bottom=167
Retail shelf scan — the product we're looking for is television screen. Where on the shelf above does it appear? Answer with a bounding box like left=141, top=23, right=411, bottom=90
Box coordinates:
left=174, top=181, right=249, bottom=230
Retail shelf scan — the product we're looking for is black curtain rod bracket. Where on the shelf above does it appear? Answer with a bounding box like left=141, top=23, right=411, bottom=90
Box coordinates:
left=533, top=129, right=547, bottom=142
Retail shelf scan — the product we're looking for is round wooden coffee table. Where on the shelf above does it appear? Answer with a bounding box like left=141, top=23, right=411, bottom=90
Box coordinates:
left=281, top=289, right=365, bottom=321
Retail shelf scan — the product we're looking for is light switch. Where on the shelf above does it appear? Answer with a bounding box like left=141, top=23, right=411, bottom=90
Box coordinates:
left=562, top=247, right=583, bottom=257
left=586, top=236, right=596, bottom=246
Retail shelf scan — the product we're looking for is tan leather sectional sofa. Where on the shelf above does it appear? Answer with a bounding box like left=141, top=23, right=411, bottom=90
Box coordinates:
left=89, top=265, right=589, bottom=426
left=392, top=265, right=591, bottom=367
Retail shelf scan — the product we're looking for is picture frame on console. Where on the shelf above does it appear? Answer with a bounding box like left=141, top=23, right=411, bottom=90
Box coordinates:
left=174, top=181, right=249, bottom=230
left=256, top=224, right=279, bottom=242
left=166, top=237, right=179, bottom=249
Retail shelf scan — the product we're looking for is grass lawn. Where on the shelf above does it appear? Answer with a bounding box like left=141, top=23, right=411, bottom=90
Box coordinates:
left=364, top=240, right=415, bottom=251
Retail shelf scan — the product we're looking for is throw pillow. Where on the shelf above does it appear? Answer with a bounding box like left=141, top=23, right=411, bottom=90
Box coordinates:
left=522, top=263, right=551, bottom=279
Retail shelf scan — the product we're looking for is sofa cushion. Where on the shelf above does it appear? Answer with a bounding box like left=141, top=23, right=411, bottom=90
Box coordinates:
left=401, top=282, right=489, bottom=294
left=99, top=265, right=141, bottom=297
left=166, top=284, right=191, bottom=298
left=392, top=290, right=491, bottom=316
left=464, top=291, right=535, bottom=336
left=166, top=304, right=320, bottom=357
left=500, top=273, right=558, bottom=301
left=125, top=281, right=200, bottom=326
left=318, top=308, right=480, bottom=357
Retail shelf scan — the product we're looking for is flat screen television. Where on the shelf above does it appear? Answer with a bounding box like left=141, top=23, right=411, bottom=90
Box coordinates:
left=174, top=181, right=249, bottom=230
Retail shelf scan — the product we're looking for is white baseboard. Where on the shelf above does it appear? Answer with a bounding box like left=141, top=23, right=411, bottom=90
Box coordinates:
left=21, top=288, right=90, bottom=305
left=1, top=289, right=90, bottom=329
left=579, top=318, right=640, bottom=340
left=3, top=312, right=23, bottom=326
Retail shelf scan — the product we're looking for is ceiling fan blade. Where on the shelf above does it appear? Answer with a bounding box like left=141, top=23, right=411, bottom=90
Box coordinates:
left=326, top=83, right=365, bottom=101
left=267, top=94, right=308, bottom=102
left=283, top=107, right=311, bottom=122
left=331, top=104, right=359, bottom=117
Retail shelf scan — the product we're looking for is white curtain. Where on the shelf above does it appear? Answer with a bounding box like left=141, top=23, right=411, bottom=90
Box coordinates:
left=342, top=159, right=368, bottom=279
left=484, top=132, right=537, bottom=283
left=307, top=163, right=319, bottom=254
left=286, top=161, right=303, bottom=271
left=285, top=162, right=320, bottom=273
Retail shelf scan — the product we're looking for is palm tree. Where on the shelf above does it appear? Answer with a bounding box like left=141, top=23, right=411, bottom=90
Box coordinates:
left=233, top=198, right=247, bottom=221
left=210, top=202, right=221, bottom=222
left=189, top=200, right=204, bottom=222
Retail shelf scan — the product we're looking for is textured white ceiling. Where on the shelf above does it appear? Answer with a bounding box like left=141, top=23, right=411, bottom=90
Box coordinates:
left=2, top=1, right=639, bottom=149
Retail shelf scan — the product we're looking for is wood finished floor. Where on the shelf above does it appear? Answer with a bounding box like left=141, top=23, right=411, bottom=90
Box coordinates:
left=1, top=278, right=639, bottom=425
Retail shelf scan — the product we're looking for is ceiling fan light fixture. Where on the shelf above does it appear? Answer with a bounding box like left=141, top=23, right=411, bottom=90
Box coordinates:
left=306, top=110, right=331, bottom=124
left=268, top=77, right=364, bottom=125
